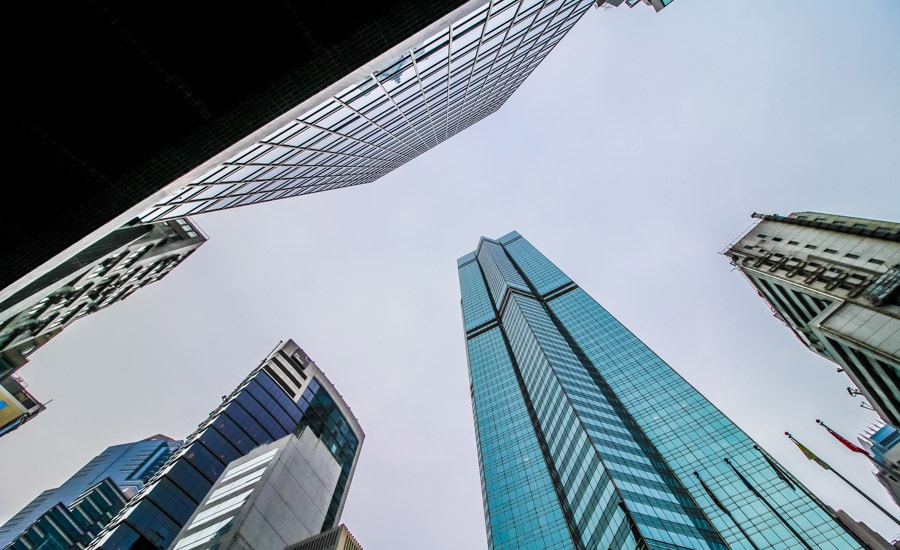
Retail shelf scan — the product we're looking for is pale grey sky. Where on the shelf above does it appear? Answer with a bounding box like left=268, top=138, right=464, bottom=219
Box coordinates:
left=3, top=2, right=900, bottom=549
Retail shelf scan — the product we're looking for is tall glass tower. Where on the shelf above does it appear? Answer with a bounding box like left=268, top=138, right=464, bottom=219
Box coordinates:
left=0, top=435, right=180, bottom=548
left=88, top=340, right=363, bottom=550
left=458, top=231, right=863, bottom=549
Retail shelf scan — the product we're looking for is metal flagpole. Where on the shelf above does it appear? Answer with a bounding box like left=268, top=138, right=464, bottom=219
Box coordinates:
left=693, top=471, right=761, bottom=550
left=724, top=458, right=814, bottom=550
left=786, top=432, right=900, bottom=528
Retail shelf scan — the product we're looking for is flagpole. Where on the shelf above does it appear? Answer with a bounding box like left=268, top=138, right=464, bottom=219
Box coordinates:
left=786, top=432, right=900, bottom=528
left=815, top=419, right=870, bottom=455
left=693, top=471, right=761, bottom=550
left=724, top=458, right=815, bottom=550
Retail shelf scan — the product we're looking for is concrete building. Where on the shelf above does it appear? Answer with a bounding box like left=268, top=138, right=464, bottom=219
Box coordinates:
left=835, top=509, right=900, bottom=550
left=3, top=0, right=615, bottom=301
left=725, top=212, right=900, bottom=425
left=0, top=435, right=180, bottom=548
left=286, top=525, right=363, bottom=550
left=0, top=374, right=46, bottom=439
left=170, top=433, right=344, bottom=550
left=89, top=340, right=363, bottom=550
left=458, top=231, right=864, bottom=549
left=0, top=217, right=207, bottom=380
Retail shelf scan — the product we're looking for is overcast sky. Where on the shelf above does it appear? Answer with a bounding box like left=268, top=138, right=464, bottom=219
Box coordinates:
left=3, top=1, right=900, bottom=548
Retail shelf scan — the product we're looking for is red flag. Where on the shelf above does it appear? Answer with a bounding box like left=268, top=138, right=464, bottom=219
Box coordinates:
left=816, top=419, right=869, bottom=456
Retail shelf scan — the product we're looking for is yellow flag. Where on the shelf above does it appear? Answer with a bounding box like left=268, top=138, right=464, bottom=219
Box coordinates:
left=791, top=438, right=831, bottom=470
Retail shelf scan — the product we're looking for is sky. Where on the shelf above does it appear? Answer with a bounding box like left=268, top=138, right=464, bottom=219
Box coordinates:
left=2, top=1, right=900, bottom=548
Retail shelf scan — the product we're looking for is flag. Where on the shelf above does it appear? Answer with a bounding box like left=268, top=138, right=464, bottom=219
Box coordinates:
left=754, top=445, right=796, bottom=490
left=789, top=436, right=831, bottom=470
left=817, top=419, right=869, bottom=456
left=694, top=472, right=729, bottom=513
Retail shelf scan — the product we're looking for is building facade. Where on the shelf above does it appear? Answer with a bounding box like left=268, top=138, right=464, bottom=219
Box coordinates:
left=860, top=422, right=900, bottom=508
left=725, top=212, right=900, bottom=426
left=4, top=0, right=610, bottom=301
left=0, top=217, right=207, bottom=380
left=8, top=478, right=129, bottom=550
left=88, top=340, right=363, bottom=550
left=285, top=524, right=363, bottom=550
left=0, top=374, right=45, bottom=439
left=170, top=432, right=344, bottom=550
left=0, top=435, right=181, bottom=548
left=597, top=0, right=674, bottom=11
left=458, top=231, right=863, bottom=549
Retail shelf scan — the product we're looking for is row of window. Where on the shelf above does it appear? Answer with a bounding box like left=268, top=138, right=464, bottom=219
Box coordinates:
left=754, top=234, right=889, bottom=265
left=793, top=215, right=897, bottom=235
left=140, top=0, right=588, bottom=223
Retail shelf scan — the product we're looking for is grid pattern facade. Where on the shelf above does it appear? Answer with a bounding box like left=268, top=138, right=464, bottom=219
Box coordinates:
left=0, top=436, right=180, bottom=548
left=88, top=341, right=362, bottom=550
left=9, top=478, right=128, bottom=550
left=140, top=0, right=594, bottom=223
left=459, top=231, right=863, bottom=549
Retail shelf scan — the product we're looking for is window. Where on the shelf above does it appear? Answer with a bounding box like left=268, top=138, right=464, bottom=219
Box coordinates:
left=869, top=259, right=885, bottom=265
left=832, top=220, right=845, bottom=226
left=824, top=249, right=837, bottom=254
left=804, top=244, right=818, bottom=250
left=845, top=253, right=860, bottom=260
left=757, top=234, right=768, bottom=239
left=788, top=240, right=799, bottom=245
left=772, top=237, right=783, bottom=242
left=853, top=223, right=868, bottom=229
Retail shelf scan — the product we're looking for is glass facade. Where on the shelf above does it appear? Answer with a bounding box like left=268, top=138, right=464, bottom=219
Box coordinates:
left=0, top=435, right=180, bottom=549
left=140, top=0, right=595, bottom=223
left=295, top=378, right=361, bottom=531
left=9, top=478, right=128, bottom=550
left=459, top=231, right=864, bottom=549
left=89, top=341, right=362, bottom=549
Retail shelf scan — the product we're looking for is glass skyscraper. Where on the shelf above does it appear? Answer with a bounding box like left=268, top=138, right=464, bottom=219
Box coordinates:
left=139, top=0, right=596, bottom=223
left=458, top=231, right=864, bottom=549
left=0, top=435, right=180, bottom=548
left=88, top=340, right=363, bottom=550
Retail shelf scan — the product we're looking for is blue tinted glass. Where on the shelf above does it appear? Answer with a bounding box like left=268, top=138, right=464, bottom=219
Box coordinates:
left=164, top=460, right=213, bottom=504
left=459, top=233, right=862, bottom=549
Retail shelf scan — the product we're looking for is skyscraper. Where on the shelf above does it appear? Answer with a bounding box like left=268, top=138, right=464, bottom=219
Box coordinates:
left=0, top=217, right=207, bottom=379
left=8, top=479, right=130, bottom=550
left=89, top=339, right=363, bottom=550
left=3, top=0, right=606, bottom=299
left=724, top=212, right=900, bottom=426
left=0, top=434, right=181, bottom=548
left=170, top=433, right=347, bottom=550
left=458, top=231, right=864, bottom=549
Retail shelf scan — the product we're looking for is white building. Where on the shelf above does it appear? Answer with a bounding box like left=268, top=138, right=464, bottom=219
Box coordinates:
left=725, top=211, right=900, bottom=425
left=0, top=217, right=206, bottom=379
